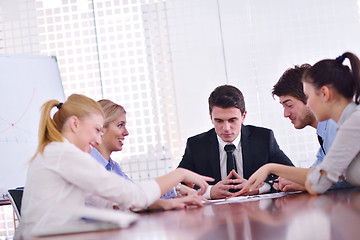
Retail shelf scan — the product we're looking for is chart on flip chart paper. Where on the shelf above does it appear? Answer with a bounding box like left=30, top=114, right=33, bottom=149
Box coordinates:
left=0, top=55, right=65, bottom=196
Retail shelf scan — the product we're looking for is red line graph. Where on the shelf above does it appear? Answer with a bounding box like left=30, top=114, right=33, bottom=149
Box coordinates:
left=0, top=88, right=36, bottom=133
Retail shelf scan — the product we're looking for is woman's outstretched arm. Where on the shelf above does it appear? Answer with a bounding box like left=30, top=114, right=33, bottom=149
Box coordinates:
left=242, top=163, right=310, bottom=192
left=155, top=168, right=214, bottom=196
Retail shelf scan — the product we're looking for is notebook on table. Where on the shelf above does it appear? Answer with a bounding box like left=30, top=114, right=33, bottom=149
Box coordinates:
left=31, top=206, right=139, bottom=237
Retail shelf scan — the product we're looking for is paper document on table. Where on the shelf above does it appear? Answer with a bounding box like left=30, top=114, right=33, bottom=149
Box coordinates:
left=31, top=206, right=139, bottom=236
left=204, top=191, right=302, bottom=205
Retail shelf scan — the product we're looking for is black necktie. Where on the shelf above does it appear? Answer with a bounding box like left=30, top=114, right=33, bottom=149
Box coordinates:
left=224, top=144, right=237, bottom=175
left=317, top=135, right=326, bottom=155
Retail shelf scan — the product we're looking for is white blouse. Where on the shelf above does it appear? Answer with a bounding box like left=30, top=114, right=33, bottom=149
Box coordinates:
left=308, top=102, right=360, bottom=193
left=21, top=138, right=160, bottom=234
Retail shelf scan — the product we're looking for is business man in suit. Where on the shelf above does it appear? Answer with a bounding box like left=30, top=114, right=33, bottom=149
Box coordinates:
left=178, top=85, right=293, bottom=199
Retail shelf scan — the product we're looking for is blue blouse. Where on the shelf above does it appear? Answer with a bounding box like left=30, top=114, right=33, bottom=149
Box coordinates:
left=90, top=148, right=176, bottom=199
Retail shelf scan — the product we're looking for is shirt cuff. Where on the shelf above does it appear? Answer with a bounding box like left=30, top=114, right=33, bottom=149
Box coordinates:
left=160, top=187, right=176, bottom=199
left=203, top=185, right=212, bottom=199
left=258, top=183, right=271, bottom=194
left=307, top=166, right=333, bottom=194
left=130, top=180, right=161, bottom=211
left=138, top=180, right=162, bottom=207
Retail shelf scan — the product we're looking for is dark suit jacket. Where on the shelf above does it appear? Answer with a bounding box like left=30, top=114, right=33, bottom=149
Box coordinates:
left=178, top=125, right=293, bottom=185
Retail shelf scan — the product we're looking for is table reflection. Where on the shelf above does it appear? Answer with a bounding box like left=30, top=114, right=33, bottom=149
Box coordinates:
left=27, top=188, right=360, bottom=240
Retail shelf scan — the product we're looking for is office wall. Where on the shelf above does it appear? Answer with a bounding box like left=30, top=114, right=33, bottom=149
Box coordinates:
left=145, top=0, right=360, bottom=167
left=219, top=0, right=360, bottom=166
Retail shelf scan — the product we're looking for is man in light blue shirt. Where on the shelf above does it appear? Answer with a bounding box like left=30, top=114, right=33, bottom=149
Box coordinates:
left=312, top=120, right=337, bottom=167
left=271, top=64, right=351, bottom=191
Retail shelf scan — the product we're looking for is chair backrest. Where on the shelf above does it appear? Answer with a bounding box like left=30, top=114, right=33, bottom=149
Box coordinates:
left=8, top=189, right=24, bottom=221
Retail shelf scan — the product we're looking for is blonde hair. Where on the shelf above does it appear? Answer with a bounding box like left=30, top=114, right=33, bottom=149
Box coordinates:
left=31, top=94, right=104, bottom=161
left=97, top=99, right=126, bottom=128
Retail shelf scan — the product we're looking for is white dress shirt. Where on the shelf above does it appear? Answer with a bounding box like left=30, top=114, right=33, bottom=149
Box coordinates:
left=21, top=138, right=160, bottom=234
left=217, top=133, right=243, bottom=179
left=203, top=132, right=270, bottom=199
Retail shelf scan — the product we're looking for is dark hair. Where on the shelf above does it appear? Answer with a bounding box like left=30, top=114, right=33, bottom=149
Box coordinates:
left=272, top=64, right=311, bottom=104
left=303, top=52, right=360, bottom=104
left=208, top=85, right=245, bottom=114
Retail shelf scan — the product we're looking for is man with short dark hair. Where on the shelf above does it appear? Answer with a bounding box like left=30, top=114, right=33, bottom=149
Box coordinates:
left=272, top=64, right=314, bottom=129
left=178, top=85, right=293, bottom=199
left=271, top=64, right=341, bottom=192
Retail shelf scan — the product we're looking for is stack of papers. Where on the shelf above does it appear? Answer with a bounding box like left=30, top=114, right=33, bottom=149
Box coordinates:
left=204, top=191, right=302, bottom=205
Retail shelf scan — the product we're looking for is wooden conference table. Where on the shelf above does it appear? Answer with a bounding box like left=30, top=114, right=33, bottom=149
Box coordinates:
left=28, top=187, right=360, bottom=240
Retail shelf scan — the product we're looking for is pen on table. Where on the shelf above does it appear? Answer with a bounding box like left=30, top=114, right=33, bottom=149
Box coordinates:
left=225, top=188, right=250, bottom=200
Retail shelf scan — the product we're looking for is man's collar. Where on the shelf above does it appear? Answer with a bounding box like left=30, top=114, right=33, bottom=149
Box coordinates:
left=316, top=121, right=328, bottom=138
left=216, top=132, right=241, bottom=150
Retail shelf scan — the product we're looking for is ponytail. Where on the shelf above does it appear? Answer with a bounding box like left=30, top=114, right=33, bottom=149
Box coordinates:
left=30, top=94, right=104, bottom=162
left=303, top=51, right=360, bottom=104
left=342, top=52, right=360, bottom=104
left=30, top=100, right=63, bottom=161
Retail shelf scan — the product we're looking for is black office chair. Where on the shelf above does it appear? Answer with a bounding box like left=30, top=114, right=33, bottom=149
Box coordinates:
left=8, top=188, right=24, bottom=221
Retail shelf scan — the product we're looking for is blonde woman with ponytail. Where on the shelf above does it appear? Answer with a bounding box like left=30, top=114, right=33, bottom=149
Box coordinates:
left=20, top=94, right=213, bottom=235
